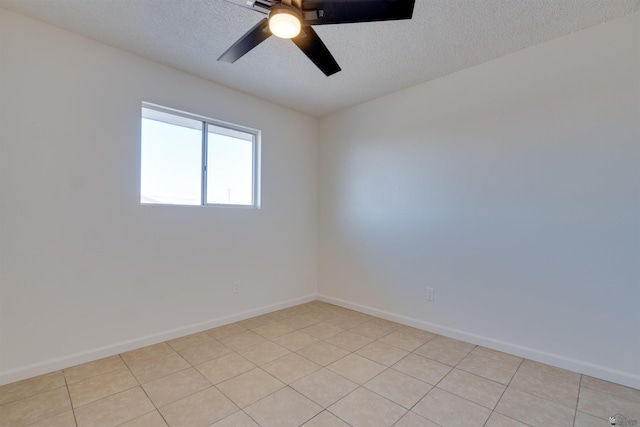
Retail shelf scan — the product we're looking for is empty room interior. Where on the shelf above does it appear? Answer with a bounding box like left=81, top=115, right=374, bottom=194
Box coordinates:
left=0, top=1, right=639, bottom=426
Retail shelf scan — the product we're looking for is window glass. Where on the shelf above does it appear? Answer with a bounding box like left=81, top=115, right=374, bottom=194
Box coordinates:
left=206, top=124, right=254, bottom=205
left=141, top=109, right=202, bottom=205
left=140, top=105, right=259, bottom=207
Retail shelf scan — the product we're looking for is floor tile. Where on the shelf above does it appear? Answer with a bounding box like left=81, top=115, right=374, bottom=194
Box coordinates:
left=159, top=387, right=237, bottom=427
left=484, top=412, right=530, bottom=427
left=175, top=339, right=231, bottom=366
left=364, top=369, right=432, bottom=408
left=27, top=410, right=77, bottom=427
left=196, top=352, right=255, bottom=385
left=245, top=387, right=322, bottom=426
left=279, top=307, right=307, bottom=317
left=414, top=340, right=470, bottom=366
left=328, top=387, right=406, bottom=427
left=291, top=369, right=358, bottom=408
left=281, top=315, right=323, bottom=330
left=238, top=314, right=276, bottom=330
left=394, top=325, right=437, bottom=341
left=296, top=341, right=349, bottom=366
left=393, top=353, right=451, bottom=385
left=217, top=368, right=284, bottom=408
left=365, top=317, right=403, bottom=329
left=574, top=410, right=608, bottom=427
left=142, top=368, right=211, bottom=408
left=394, top=411, right=440, bottom=427
left=378, top=329, right=429, bottom=351
left=64, top=355, right=125, bottom=384
left=580, top=376, right=640, bottom=404
left=268, top=309, right=295, bottom=322
left=121, top=343, right=175, bottom=366
left=470, top=347, right=523, bottom=365
left=327, top=353, right=386, bottom=384
left=356, top=341, right=409, bottom=366
left=119, top=410, right=169, bottom=427
left=210, top=410, right=259, bottom=426
left=74, top=386, right=155, bottom=427
left=343, top=311, right=374, bottom=322
left=262, top=353, right=321, bottom=384
left=496, top=387, right=576, bottom=427
left=349, top=319, right=399, bottom=339
left=218, top=331, right=268, bottom=351
left=519, top=359, right=581, bottom=385
left=0, top=371, right=65, bottom=405
left=510, top=365, right=579, bottom=408
left=5, top=302, right=637, bottom=427
left=205, top=323, right=247, bottom=340
left=317, top=304, right=351, bottom=317
left=325, top=331, right=373, bottom=352
left=413, top=388, right=491, bottom=427
left=68, top=364, right=138, bottom=408
left=301, top=322, right=343, bottom=340
left=125, top=351, right=190, bottom=384
left=167, top=332, right=216, bottom=352
left=252, top=322, right=295, bottom=339
left=325, top=315, right=370, bottom=330
left=302, top=410, right=350, bottom=426
left=308, top=310, right=337, bottom=323
left=457, top=353, right=519, bottom=385
left=437, top=369, right=505, bottom=409
left=273, top=331, right=319, bottom=351
left=238, top=341, right=291, bottom=366
left=430, top=335, right=476, bottom=352
left=0, top=386, right=71, bottom=427
left=577, top=386, right=640, bottom=421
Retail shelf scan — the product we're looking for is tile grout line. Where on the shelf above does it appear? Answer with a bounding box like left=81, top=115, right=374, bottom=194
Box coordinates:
left=6, top=302, right=637, bottom=426
left=317, top=326, right=409, bottom=426
left=296, top=318, right=389, bottom=424
left=360, top=333, right=447, bottom=416
left=573, top=375, right=583, bottom=427
left=502, top=366, right=581, bottom=416
left=482, top=357, right=533, bottom=427
left=418, top=344, right=480, bottom=425
left=116, top=353, right=170, bottom=427
left=159, top=338, right=240, bottom=426
left=62, top=372, right=80, bottom=427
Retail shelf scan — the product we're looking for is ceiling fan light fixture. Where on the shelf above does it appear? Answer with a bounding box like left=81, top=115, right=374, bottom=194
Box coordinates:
left=269, top=5, right=301, bottom=39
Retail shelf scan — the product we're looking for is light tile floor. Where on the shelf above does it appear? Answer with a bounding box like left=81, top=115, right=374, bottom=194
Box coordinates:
left=1, top=301, right=638, bottom=426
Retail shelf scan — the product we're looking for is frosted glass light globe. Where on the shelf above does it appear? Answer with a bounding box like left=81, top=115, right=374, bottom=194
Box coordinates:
left=269, top=6, right=301, bottom=39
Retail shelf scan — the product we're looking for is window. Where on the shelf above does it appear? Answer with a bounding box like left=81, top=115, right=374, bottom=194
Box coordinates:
left=140, top=104, right=260, bottom=207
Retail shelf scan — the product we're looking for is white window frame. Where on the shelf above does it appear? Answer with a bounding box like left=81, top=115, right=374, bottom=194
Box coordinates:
left=141, top=102, right=261, bottom=208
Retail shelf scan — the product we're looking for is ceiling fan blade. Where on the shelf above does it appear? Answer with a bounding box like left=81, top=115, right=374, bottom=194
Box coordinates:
left=218, top=18, right=272, bottom=63
left=291, top=26, right=341, bottom=76
left=302, top=0, right=415, bottom=25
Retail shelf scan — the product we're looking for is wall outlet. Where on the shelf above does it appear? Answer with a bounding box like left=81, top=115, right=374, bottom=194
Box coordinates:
left=426, top=287, right=434, bottom=301
left=233, top=282, right=240, bottom=293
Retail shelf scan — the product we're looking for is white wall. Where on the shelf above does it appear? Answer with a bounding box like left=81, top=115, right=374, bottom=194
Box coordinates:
left=1, top=7, right=639, bottom=390
left=0, top=9, right=317, bottom=384
left=318, top=12, right=640, bottom=389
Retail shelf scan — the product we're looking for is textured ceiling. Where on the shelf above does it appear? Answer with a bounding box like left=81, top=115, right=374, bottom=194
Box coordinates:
left=1, top=0, right=638, bottom=117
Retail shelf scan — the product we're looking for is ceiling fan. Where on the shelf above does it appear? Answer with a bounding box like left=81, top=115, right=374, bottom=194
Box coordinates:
left=219, top=0, right=416, bottom=76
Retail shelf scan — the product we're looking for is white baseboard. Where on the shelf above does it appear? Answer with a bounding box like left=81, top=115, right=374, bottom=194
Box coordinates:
left=3, top=293, right=638, bottom=390
left=317, top=294, right=640, bottom=390
left=0, top=294, right=315, bottom=386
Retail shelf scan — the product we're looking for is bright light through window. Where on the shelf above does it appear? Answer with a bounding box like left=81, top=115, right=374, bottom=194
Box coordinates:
left=207, top=125, right=254, bottom=205
left=141, top=110, right=202, bottom=205
left=140, top=104, right=259, bottom=207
